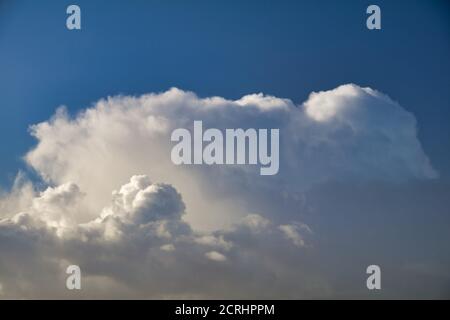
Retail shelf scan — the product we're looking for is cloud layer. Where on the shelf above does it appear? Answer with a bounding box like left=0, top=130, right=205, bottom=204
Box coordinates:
left=1, top=84, right=448, bottom=299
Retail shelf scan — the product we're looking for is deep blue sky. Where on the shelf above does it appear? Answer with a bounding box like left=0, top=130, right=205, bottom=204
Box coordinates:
left=0, top=0, right=449, bottom=186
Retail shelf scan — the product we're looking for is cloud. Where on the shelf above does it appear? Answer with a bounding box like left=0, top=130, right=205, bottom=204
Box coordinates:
left=0, top=174, right=314, bottom=298
left=279, top=223, right=312, bottom=247
left=0, top=171, right=35, bottom=219
left=23, top=84, right=437, bottom=230
left=160, top=243, right=175, bottom=252
left=0, top=84, right=448, bottom=299
left=205, top=251, right=227, bottom=262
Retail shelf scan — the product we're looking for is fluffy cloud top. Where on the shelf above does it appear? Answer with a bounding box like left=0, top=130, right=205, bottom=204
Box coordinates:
left=23, top=84, right=436, bottom=229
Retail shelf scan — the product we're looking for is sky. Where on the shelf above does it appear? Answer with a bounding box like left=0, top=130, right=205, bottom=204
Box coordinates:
left=1, top=0, right=449, bottom=185
left=0, top=0, right=449, bottom=299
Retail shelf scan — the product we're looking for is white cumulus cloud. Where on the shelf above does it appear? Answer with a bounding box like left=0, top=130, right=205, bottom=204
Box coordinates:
left=0, top=84, right=446, bottom=299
